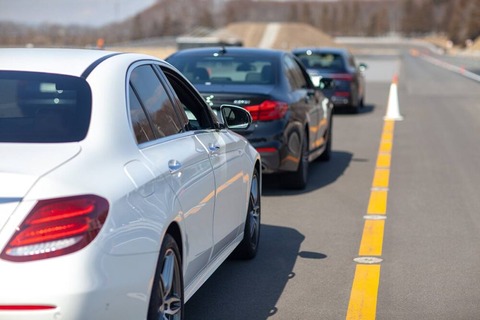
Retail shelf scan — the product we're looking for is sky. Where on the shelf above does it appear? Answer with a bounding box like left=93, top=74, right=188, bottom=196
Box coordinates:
left=0, top=0, right=157, bottom=27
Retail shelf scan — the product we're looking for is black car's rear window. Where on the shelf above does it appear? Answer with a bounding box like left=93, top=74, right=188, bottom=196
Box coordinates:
left=295, top=52, right=346, bottom=72
left=0, top=71, right=91, bottom=143
left=168, top=54, right=275, bottom=85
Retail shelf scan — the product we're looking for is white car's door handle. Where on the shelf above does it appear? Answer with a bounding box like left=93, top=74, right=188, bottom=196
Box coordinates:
left=168, top=159, right=182, bottom=173
left=208, top=143, right=220, bottom=153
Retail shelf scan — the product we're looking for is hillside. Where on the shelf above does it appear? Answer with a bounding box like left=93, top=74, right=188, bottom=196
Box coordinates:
left=109, top=22, right=340, bottom=59
left=470, top=37, right=480, bottom=52
left=270, top=22, right=338, bottom=50
left=213, top=22, right=338, bottom=50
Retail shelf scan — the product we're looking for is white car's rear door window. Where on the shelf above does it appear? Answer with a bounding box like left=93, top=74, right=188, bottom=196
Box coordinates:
left=0, top=71, right=91, bottom=143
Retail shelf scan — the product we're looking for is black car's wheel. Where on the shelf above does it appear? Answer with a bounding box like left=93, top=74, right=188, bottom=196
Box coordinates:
left=282, top=135, right=309, bottom=189
left=359, top=96, right=365, bottom=108
left=148, top=234, right=184, bottom=320
left=232, top=168, right=261, bottom=259
left=350, top=101, right=361, bottom=113
left=349, top=87, right=361, bottom=113
left=350, top=99, right=360, bottom=113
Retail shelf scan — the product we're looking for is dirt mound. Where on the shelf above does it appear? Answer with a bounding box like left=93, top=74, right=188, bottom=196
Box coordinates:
left=109, top=22, right=338, bottom=59
left=106, top=46, right=176, bottom=59
left=213, top=22, right=268, bottom=48
left=469, top=36, right=480, bottom=51
left=272, top=22, right=338, bottom=50
left=423, top=35, right=452, bottom=50
left=423, top=35, right=480, bottom=55
left=214, top=22, right=338, bottom=50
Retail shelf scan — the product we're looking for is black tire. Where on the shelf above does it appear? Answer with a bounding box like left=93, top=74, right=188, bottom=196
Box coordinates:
left=148, top=234, right=184, bottom=320
left=359, top=96, right=365, bottom=108
left=350, top=89, right=360, bottom=113
left=350, top=105, right=360, bottom=114
left=282, top=135, right=309, bottom=189
left=232, top=168, right=261, bottom=259
left=319, top=117, right=332, bottom=162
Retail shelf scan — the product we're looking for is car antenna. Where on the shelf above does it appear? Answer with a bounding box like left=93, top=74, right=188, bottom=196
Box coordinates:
left=218, top=46, right=227, bottom=55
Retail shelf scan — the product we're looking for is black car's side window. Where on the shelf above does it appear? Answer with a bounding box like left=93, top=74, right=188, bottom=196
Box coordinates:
left=283, top=57, right=298, bottom=90
left=161, top=67, right=215, bottom=131
left=129, top=65, right=183, bottom=140
left=348, top=55, right=356, bottom=69
left=284, top=55, right=307, bottom=90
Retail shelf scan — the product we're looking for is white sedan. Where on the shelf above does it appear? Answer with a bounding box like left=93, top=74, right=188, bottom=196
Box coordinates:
left=0, top=48, right=261, bottom=320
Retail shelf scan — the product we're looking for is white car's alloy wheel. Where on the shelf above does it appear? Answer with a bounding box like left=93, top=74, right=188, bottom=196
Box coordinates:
left=149, top=234, right=183, bottom=320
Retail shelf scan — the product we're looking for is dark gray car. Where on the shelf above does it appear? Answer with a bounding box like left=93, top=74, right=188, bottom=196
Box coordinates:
left=293, top=47, right=367, bottom=113
left=167, top=47, right=334, bottom=189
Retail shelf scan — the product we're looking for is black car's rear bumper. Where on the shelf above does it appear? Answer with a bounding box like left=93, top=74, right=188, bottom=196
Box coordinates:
left=330, top=95, right=351, bottom=106
left=242, top=119, right=302, bottom=174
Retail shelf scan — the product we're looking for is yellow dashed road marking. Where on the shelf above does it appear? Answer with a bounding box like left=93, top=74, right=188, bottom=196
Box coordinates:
left=367, top=190, right=388, bottom=215
left=376, top=153, right=391, bottom=168
left=346, top=74, right=400, bottom=319
left=346, top=265, right=381, bottom=320
left=359, top=220, right=385, bottom=256
left=372, top=169, right=390, bottom=188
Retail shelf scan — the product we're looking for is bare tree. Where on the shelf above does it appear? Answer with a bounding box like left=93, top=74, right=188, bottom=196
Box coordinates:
left=3, top=0, right=476, bottom=48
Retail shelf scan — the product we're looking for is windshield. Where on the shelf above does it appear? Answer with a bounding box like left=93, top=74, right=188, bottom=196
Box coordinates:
left=168, top=54, right=276, bottom=85
left=0, top=71, right=91, bottom=143
left=295, top=52, right=346, bottom=72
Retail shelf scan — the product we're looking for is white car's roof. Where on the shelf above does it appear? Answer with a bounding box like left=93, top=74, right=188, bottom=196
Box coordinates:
left=0, top=48, right=123, bottom=76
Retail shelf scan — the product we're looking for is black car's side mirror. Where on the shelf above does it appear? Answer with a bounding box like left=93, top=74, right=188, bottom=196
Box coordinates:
left=219, top=104, right=252, bottom=131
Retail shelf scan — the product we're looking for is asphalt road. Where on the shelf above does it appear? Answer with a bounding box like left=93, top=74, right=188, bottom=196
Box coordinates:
left=184, top=40, right=480, bottom=319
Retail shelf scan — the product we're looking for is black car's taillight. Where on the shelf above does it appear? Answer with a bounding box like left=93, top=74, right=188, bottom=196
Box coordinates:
left=245, top=100, right=288, bottom=121
left=330, top=73, right=354, bottom=93
left=1, top=195, right=109, bottom=262
left=331, top=73, right=354, bottom=81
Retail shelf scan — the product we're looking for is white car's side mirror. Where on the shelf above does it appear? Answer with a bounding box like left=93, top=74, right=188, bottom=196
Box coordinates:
left=219, top=104, right=252, bottom=131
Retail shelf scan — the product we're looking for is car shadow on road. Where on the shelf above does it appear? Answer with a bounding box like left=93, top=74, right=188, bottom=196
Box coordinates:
left=262, top=150, right=353, bottom=196
left=185, top=224, right=312, bottom=320
left=333, top=103, right=375, bottom=115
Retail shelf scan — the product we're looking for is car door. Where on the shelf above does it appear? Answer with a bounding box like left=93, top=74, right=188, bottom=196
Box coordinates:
left=284, top=54, right=325, bottom=153
left=294, top=56, right=332, bottom=151
left=127, top=63, right=216, bottom=287
left=348, top=53, right=365, bottom=103
left=159, top=65, right=249, bottom=260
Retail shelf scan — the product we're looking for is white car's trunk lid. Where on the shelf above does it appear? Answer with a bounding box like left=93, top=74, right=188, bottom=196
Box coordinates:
left=0, top=143, right=81, bottom=231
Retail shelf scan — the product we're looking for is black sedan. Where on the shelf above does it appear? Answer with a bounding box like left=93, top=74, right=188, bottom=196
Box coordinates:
left=167, top=47, right=333, bottom=189
left=293, top=47, right=367, bottom=113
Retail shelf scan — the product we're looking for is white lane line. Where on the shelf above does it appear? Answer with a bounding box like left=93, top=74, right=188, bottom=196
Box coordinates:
left=420, top=54, right=480, bottom=83
left=258, top=23, right=280, bottom=49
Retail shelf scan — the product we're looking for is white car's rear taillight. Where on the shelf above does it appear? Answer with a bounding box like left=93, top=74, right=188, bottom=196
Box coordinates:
left=1, top=195, right=108, bottom=262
